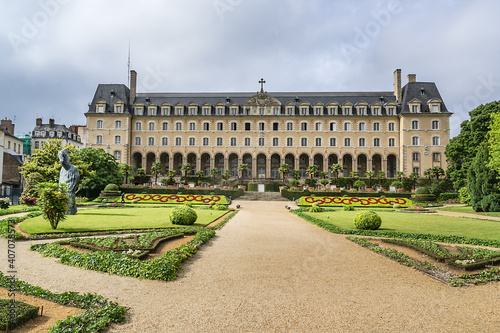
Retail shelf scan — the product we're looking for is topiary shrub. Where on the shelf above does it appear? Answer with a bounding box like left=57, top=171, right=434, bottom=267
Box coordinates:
left=213, top=204, right=228, bottom=210
left=353, top=210, right=382, bottom=230
left=101, top=184, right=121, bottom=197
left=415, top=187, right=430, bottom=194
left=104, top=184, right=119, bottom=192
left=169, top=205, right=198, bottom=225
left=343, top=205, right=354, bottom=211
left=393, top=204, right=402, bottom=209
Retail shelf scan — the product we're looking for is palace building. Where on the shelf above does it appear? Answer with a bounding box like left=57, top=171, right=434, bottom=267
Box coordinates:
left=85, top=69, right=451, bottom=180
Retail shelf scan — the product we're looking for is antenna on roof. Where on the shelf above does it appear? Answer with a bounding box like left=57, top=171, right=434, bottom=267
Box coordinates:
left=127, top=38, right=131, bottom=85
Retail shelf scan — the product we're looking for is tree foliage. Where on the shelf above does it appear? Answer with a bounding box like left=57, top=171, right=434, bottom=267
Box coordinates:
left=37, top=182, right=69, bottom=229
left=74, top=148, right=122, bottom=193
left=488, top=112, right=500, bottom=174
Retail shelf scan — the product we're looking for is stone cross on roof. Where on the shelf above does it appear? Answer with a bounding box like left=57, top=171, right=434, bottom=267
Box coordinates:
left=259, top=78, right=266, bottom=93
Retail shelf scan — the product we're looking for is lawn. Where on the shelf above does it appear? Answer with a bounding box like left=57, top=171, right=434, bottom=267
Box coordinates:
left=302, top=210, right=500, bottom=241
left=436, top=206, right=500, bottom=218
left=19, top=207, right=228, bottom=234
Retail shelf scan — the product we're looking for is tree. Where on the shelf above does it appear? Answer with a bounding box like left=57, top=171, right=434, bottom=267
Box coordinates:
left=396, top=171, right=405, bottom=182
left=306, top=165, right=318, bottom=180
left=151, top=161, right=162, bottom=185
left=237, top=163, right=248, bottom=179
left=488, top=112, right=500, bottom=174
left=180, top=163, right=191, bottom=185
left=350, top=170, right=359, bottom=182
left=20, top=139, right=92, bottom=199
left=292, top=169, right=302, bottom=180
left=195, top=170, right=204, bottom=184
left=167, top=170, right=177, bottom=185
left=37, top=182, right=69, bottom=229
left=120, top=163, right=133, bottom=185
left=423, top=168, right=433, bottom=186
left=409, top=172, right=419, bottom=190
left=210, top=168, right=220, bottom=185
left=278, top=163, right=290, bottom=182
left=75, top=148, right=122, bottom=196
left=365, top=170, right=375, bottom=187
left=377, top=170, right=385, bottom=183
left=467, top=141, right=500, bottom=212
left=221, top=169, right=231, bottom=185
left=320, top=179, right=330, bottom=187
left=353, top=179, right=366, bottom=190
left=319, top=171, right=329, bottom=179
left=431, top=166, right=445, bottom=183
left=330, top=164, right=343, bottom=185
left=135, top=168, right=149, bottom=185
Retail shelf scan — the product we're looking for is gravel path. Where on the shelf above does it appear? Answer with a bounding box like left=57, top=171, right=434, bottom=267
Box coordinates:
left=2, top=201, right=500, bottom=332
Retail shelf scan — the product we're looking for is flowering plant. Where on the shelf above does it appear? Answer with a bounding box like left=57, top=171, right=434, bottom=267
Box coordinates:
left=20, top=196, right=37, bottom=206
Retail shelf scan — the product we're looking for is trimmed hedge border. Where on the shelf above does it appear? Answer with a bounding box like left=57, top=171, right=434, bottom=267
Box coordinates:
left=123, top=194, right=230, bottom=205
left=281, top=189, right=412, bottom=201
left=292, top=209, right=500, bottom=248
left=120, top=186, right=244, bottom=199
left=0, top=298, right=39, bottom=331
left=0, top=272, right=126, bottom=332
left=297, top=196, right=413, bottom=207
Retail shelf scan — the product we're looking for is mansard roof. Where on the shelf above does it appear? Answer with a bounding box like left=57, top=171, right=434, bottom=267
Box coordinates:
left=400, top=82, right=450, bottom=113
left=88, top=84, right=130, bottom=113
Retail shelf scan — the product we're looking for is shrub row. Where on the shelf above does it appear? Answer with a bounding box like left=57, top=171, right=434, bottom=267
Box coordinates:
left=0, top=298, right=39, bottom=331
left=298, top=196, right=413, bottom=208
left=0, top=272, right=126, bottom=332
left=437, top=192, right=459, bottom=201
left=122, top=194, right=230, bottom=205
left=281, top=189, right=412, bottom=201
left=119, top=186, right=245, bottom=199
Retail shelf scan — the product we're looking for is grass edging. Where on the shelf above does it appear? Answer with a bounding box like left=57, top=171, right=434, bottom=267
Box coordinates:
left=0, top=272, right=126, bottom=332
left=0, top=298, right=39, bottom=331
left=291, top=209, right=500, bottom=248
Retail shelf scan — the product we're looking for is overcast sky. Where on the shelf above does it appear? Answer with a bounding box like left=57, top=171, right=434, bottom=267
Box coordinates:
left=2, top=0, right=500, bottom=138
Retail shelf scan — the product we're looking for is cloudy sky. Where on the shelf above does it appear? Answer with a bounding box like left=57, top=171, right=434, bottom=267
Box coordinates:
left=2, top=0, right=500, bottom=138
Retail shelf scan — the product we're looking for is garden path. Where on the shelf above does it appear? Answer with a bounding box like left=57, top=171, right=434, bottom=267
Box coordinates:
left=1, top=202, right=500, bottom=332
left=433, top=205, right=500, bottom=222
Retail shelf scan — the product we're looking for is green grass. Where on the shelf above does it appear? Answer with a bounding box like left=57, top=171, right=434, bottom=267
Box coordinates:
left=436, top=206, right=500, bottom=217
left=19, top=207, right=228, bottom=234
left=303, top=210, right=500, bottom=241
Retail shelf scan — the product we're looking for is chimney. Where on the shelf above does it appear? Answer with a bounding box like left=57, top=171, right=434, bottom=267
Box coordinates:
left=69, top=125, right=76, bottom=133
left=407, top=74, right=416, bottom=83
left=49, top=118, right=55, bottom=128
left=393, top=69, right=402, bottom=103
left=1, top=119, right=14, bottom=135
left=36, top=118, right=42, bottom=126
left=129, top=70, right=137, bottom=105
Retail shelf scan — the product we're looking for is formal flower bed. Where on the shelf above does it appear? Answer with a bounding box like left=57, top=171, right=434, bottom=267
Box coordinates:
left=123, top=193, right=229, bottom=205
left=298, top=196, right=413, bottom=208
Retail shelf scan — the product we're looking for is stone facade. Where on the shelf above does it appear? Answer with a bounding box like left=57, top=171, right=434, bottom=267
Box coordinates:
left=31, top=118, right=83, bottom=150
left=85, top=69, right=451, bottom=180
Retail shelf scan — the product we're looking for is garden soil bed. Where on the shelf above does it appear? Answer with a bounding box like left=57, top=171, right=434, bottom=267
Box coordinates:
left=0, top=288, right=84, bottom=333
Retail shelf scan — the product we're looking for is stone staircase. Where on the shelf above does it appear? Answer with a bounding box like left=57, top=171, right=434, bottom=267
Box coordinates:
left=236, top=191, right=290, bottom=201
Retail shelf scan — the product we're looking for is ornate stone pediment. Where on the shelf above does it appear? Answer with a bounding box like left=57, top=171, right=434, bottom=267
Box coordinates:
left=243, top=92, right=281, bottom=107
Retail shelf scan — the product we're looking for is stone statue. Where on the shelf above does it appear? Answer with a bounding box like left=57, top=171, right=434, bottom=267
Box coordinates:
left=58, top=148, right=80, bottom=215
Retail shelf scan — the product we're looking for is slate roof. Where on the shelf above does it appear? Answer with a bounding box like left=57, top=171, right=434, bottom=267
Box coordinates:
left=400, top=82, right=450, bottom=113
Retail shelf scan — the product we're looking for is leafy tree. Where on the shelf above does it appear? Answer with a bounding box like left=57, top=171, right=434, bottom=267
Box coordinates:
left=292, top=169, right=302, bottom=180
left=278, top=163, right=290, bottom=182
left=320, top=179, right=330, bottom=187
left=390, top=180, right=403, bottom=189
left=330, top=163, right=342, bottom=185
left=237, top=163, right=248, bottom=179
left=134, top=168, right=150, bottom=185
left=120, top=164, right=132, bottom=185
left=289, top=179, right=300, bottom=187
left=396, top=171, right=405, bottom=182
left=409, top=172, right=419, bottom=190
left=306, top=165, right=318, bottom=180
left=467, top=141, right=500, bottom=212
left=423, top=168, right=433, bottom=186
left=20, top=139, right=92, bottom=199
left=353, top=179, right=366, bottom=190
left=350, top=170, right=359, bottom=181
left=377, top=170, right=385, bottom=183
left=221, top=169, right=231, bottom=185
left=488, top=112, right=500, bottom=174
left=195, top=170, right=204, bottom=184
left=37, top=182, right=69, bottom=229
left=319, top=171, right=329, bottom=179
left=365, top=170, right=375, bottom=187
left=446, top=101, right=500, bottom=190
left=431, top=166, right=445, bottom=183
left=151, top=161, right=162, bottom=185
left=180, top=163, right=191, bottom=185
left=210, top=168, right=220, bottom=185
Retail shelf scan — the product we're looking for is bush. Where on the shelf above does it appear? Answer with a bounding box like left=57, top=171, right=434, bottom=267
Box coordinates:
left=213, top=204, right=228, bottom=210
left=410, top=194, right=436, bottom=202
left=437, top=193, right=459, bottom=202
left=0, top=198, right=10, bottom=209
left=415, top=187, right=430, bottom=194
left=169, top=205, right=198, bottom=225
left=459, top=187, right=471, bottom=205
left=393, top=204, right=402, bottom=209
left=390, top=181, right=403, bottom=189
left=104, top=184, right=120, bottom=192
left=343, top=205, right=354, bottom=211
left=353, top=211, right=382, bottom=230
left=247, top=184, right=258, bottom=192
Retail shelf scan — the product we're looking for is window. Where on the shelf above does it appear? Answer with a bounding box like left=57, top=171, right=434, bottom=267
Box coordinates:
left=273, top=122, right=279, bottom=131
left=372, top=107, right=379, bottom=116
left=344, top=122, right=351, bottom=131
left=244, top=137, right=251, bottom=146
left=412, top=152, right=420, bottom=161
left=301, top=107, right=308, bottom=115
left=245, top=122, right=251, bottom=131
left=114, top=136, right=121, bottom=144
left=358, top=107, right=365, bottom=115
left=412, top=105, right=419, bottom=113
left=411, top=120, right=419, bottom=130
left=114, top=151, right=121, bottom=160
left=97, top=120, right=103, bottom=129
left=432, top=120, right=439, bottom=129
left=189, top=107, right=197, bottom=115
left=176, top=107, right=183, bottom=115
left=388, top=107, right=394, bottom=115
left=412, top=136, right=420, bottom=145
left=287, top=122, right=293, bottom=131
left=273, top=138, right=279, bottom=146
left=258, top=138, right=265, bottom=146
left=175, top=137, right=181, bottom=146
left=432, top=105, right=439, bottom=113
left=135, top=107, right=143, bottom=115
left=359, top=123, right=365, bottom=131
left=329, top=122, right=337, bottom=131
left=135, top=137, right=141, bottom=145
left=203, top=137, right=209, bottom=146
left=433, top=152, right=441, bottom=161
left=162, top=122, right=169, bottom=131
left=217, top=107, right=224, bottom=115
left=203, top=108, right=210, bottom=115
left=176, top=122, right=182, bottom=131
left=231, top=107, right=237, bottom=115
left=162, top=137, right=168, bottom=146
left=413, top=167, right=420, bottom=175
left=148, top=137, right=154, bottom=146
left=301, top=122, right=308, bottom=131
left=50, top=131, right=55, bottom=137
left=328, top=107, right=336, bottom=115
left=315, top=122, right=322, bottom=131
left=287, top=107, right=294, bottom=115
left=189, top=137, right=196, bottom=146
left=97, top=105, right=104, bottom=113
left=257, top=122, right=264, bottom=131
left=273, top=107, right=280, bottom=115
left=373, top=138, right=380, bottom=147
left=203, top=122, right=209, bottom=131
left=287, top=138, right=293, bottom=146
left=315, top=138, right=322, bottom=146
left=231, top=122, right=237, bottom=131
left=162, top=107, right=169, bottom=116
left=96, top=135, right=102, bottom=144
left=149, top=107, right=156, bottom=116
left=149, top=122, right=155, bottom=131
left=259, top=108, right=265, bottom=115
left=432, top=136, right=440, bottom=145
left=330, top=138, right=336, bottom=146
left=388, top=138, right=395, bottom=147
left=373, top=122, right=380, bottom=131
left=344, top=138, right=351, bottom=146
left=359, top=138, right=365, bottom=146
left=115, top=105, right=122, bottom=113
left=315, top=107, right=322, bottom=115
left=216, top=137, right=223, bottom=146
left=34, top=141, right=39, bottom=149
left=230, top=137, right=236, bottom=146
left=301, top=138, right=307, bottom=146
left=344, top=107, right=350, bottom=115
left=189, top=122, right=196, bottom=131
left=388, top=123, right=395, bottom=131
left=217, top=122, right=223, bottom=131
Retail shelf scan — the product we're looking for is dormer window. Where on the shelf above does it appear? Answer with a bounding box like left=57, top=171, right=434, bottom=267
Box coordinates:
left=388, top=107, right=394, bottom=115
left=49, top=131, right=55, bottom=137
left=176, top=107, right=183, bottom=116
left=231, top=107, right=237, bottom=115
left=97, top=105, right=104, bottom=113
left=190, top=107, right=197, bottom=115
left=259, top=108, right=265, bottom=115
left=412, top=105, right=419, bottom=113
left=273, top=108, right=280, bottom=115
left=148, top=107, right=156, bottom=116
left=372, top=107, right=379, bottom=116
left=287, top=107, right=294, bottom=115
left=300, top=107, right=308, bottom=115
left=115, top=105, right=122, bottom=113
left=315, top=107, right=323, bottom=115
left=204, top=107, right=210, bottom=115
left=162, top=107, right=170, bottom=116
left=358, top=107, right=365, bottom=115
left=135, top=107, right=143, bottom=116
left=343, top=107, right=350, bottom=115
left=217, top=107, right=224, bottom=115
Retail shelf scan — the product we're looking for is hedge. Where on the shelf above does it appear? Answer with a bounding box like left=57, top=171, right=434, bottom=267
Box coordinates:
left=437, top=193, right=459, bottom=201
left=0, top=298, right=39, bottom=331
left=247, top=184, right=258, bottom=192
left=281, top=189, right=412, bottom=201
left=123, top=193, right=230, bottom=205
left=119, top=186, right=244, bottom=199
left=297, top=196, right=414, bottom=207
